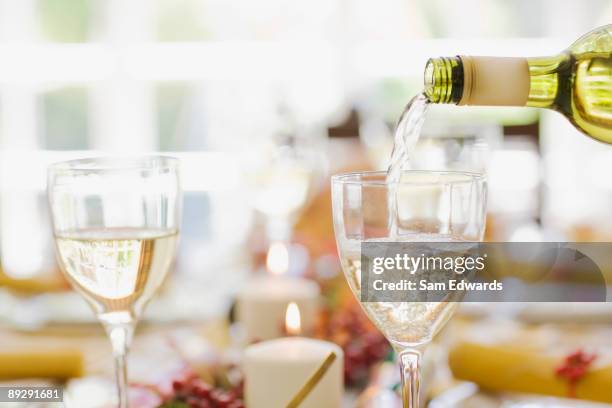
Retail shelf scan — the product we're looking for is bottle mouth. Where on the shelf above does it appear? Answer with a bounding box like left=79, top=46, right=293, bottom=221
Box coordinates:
left=423, top=56, right=463, bottom=104
left=424, top=59, right=437, bottom=99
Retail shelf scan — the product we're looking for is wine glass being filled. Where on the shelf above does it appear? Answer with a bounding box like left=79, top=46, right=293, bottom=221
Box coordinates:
left=332, top=170, right=487, bottom=408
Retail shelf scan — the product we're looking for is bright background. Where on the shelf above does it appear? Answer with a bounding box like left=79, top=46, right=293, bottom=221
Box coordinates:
left=1, top=0, right=612, bottom=322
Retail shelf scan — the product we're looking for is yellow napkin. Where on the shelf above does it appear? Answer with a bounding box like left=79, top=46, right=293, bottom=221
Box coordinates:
left=449, top=341, right=612, bottom=403
left=0, top=348, right=83, bottom=380
left=0, top=268, right=68, bottom=293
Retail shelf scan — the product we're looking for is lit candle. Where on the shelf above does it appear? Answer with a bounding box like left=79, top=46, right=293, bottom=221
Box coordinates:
left=237, top=242, right=320, bottom=341
left=243, top=305, right=344, bottom=408
left=285, top=302, right=301, bottom=336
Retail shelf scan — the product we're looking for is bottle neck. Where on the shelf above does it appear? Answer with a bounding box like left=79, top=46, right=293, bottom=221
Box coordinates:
left=425, top=55, right=564, bottom=108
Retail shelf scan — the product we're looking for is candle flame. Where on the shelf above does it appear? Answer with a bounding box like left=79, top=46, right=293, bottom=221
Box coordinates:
left=285, top=302, right=301, bottom=335
left=266, top=242, right=289, bottom=275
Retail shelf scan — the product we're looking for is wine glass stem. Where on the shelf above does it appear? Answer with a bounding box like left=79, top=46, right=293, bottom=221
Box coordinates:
left=266, top=217, right=291, bottom=243
left=105, top=323, right=134, bottom=408
left=114, top=349, right=128, bottom=408
left=399, top=348, right=421, bottom=408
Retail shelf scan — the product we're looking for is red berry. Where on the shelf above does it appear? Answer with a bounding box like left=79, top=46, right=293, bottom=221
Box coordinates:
left=172, top=380, right=185, bottom=392
left=194, top=383, right=212, bottom=399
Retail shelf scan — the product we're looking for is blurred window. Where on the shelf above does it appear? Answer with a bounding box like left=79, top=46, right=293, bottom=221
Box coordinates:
left=38, top=0, right=92, bottom=42
left=157, top=82, right=207, bottom=151
left=38, top=87, right=89, bottom=150
left=156, top=0, right=209, bottom=42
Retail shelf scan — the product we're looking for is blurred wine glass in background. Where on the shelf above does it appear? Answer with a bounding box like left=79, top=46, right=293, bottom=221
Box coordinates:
left=247, top=103, right=327, bottom=271
left=250, top=144, right=316, bottom=242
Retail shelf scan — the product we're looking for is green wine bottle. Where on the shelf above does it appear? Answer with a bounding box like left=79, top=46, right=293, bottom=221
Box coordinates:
left=424, top=25, right=612, bottom=143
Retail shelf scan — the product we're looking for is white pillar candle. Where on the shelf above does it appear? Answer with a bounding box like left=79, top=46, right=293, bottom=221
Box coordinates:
left=244, top=337, right=344, bottom=408
left=236, top=275, right=320, bottom=341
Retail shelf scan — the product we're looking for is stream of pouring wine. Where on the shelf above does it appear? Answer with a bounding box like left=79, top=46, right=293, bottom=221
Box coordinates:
left=386, top=93, right=430, bottom=237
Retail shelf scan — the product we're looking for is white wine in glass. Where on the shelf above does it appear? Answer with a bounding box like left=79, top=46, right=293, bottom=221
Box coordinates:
left=55, top=228, right=178, bottom=316
left=48, top=157, right=181, bottom=408
left=339, top=235, right=463, bottom=346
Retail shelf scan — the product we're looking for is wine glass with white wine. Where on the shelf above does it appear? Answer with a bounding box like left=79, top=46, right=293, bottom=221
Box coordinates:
left=332, top=170, right=486, bottom=408
left=47, top=157, right=181, bottom=408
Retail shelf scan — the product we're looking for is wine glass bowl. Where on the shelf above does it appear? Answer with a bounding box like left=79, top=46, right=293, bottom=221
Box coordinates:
left=47, top=156, right=181, bottom=408
left=248, top=140, right=322, bottom=269
left=331, top=170, right=486, bottom=407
